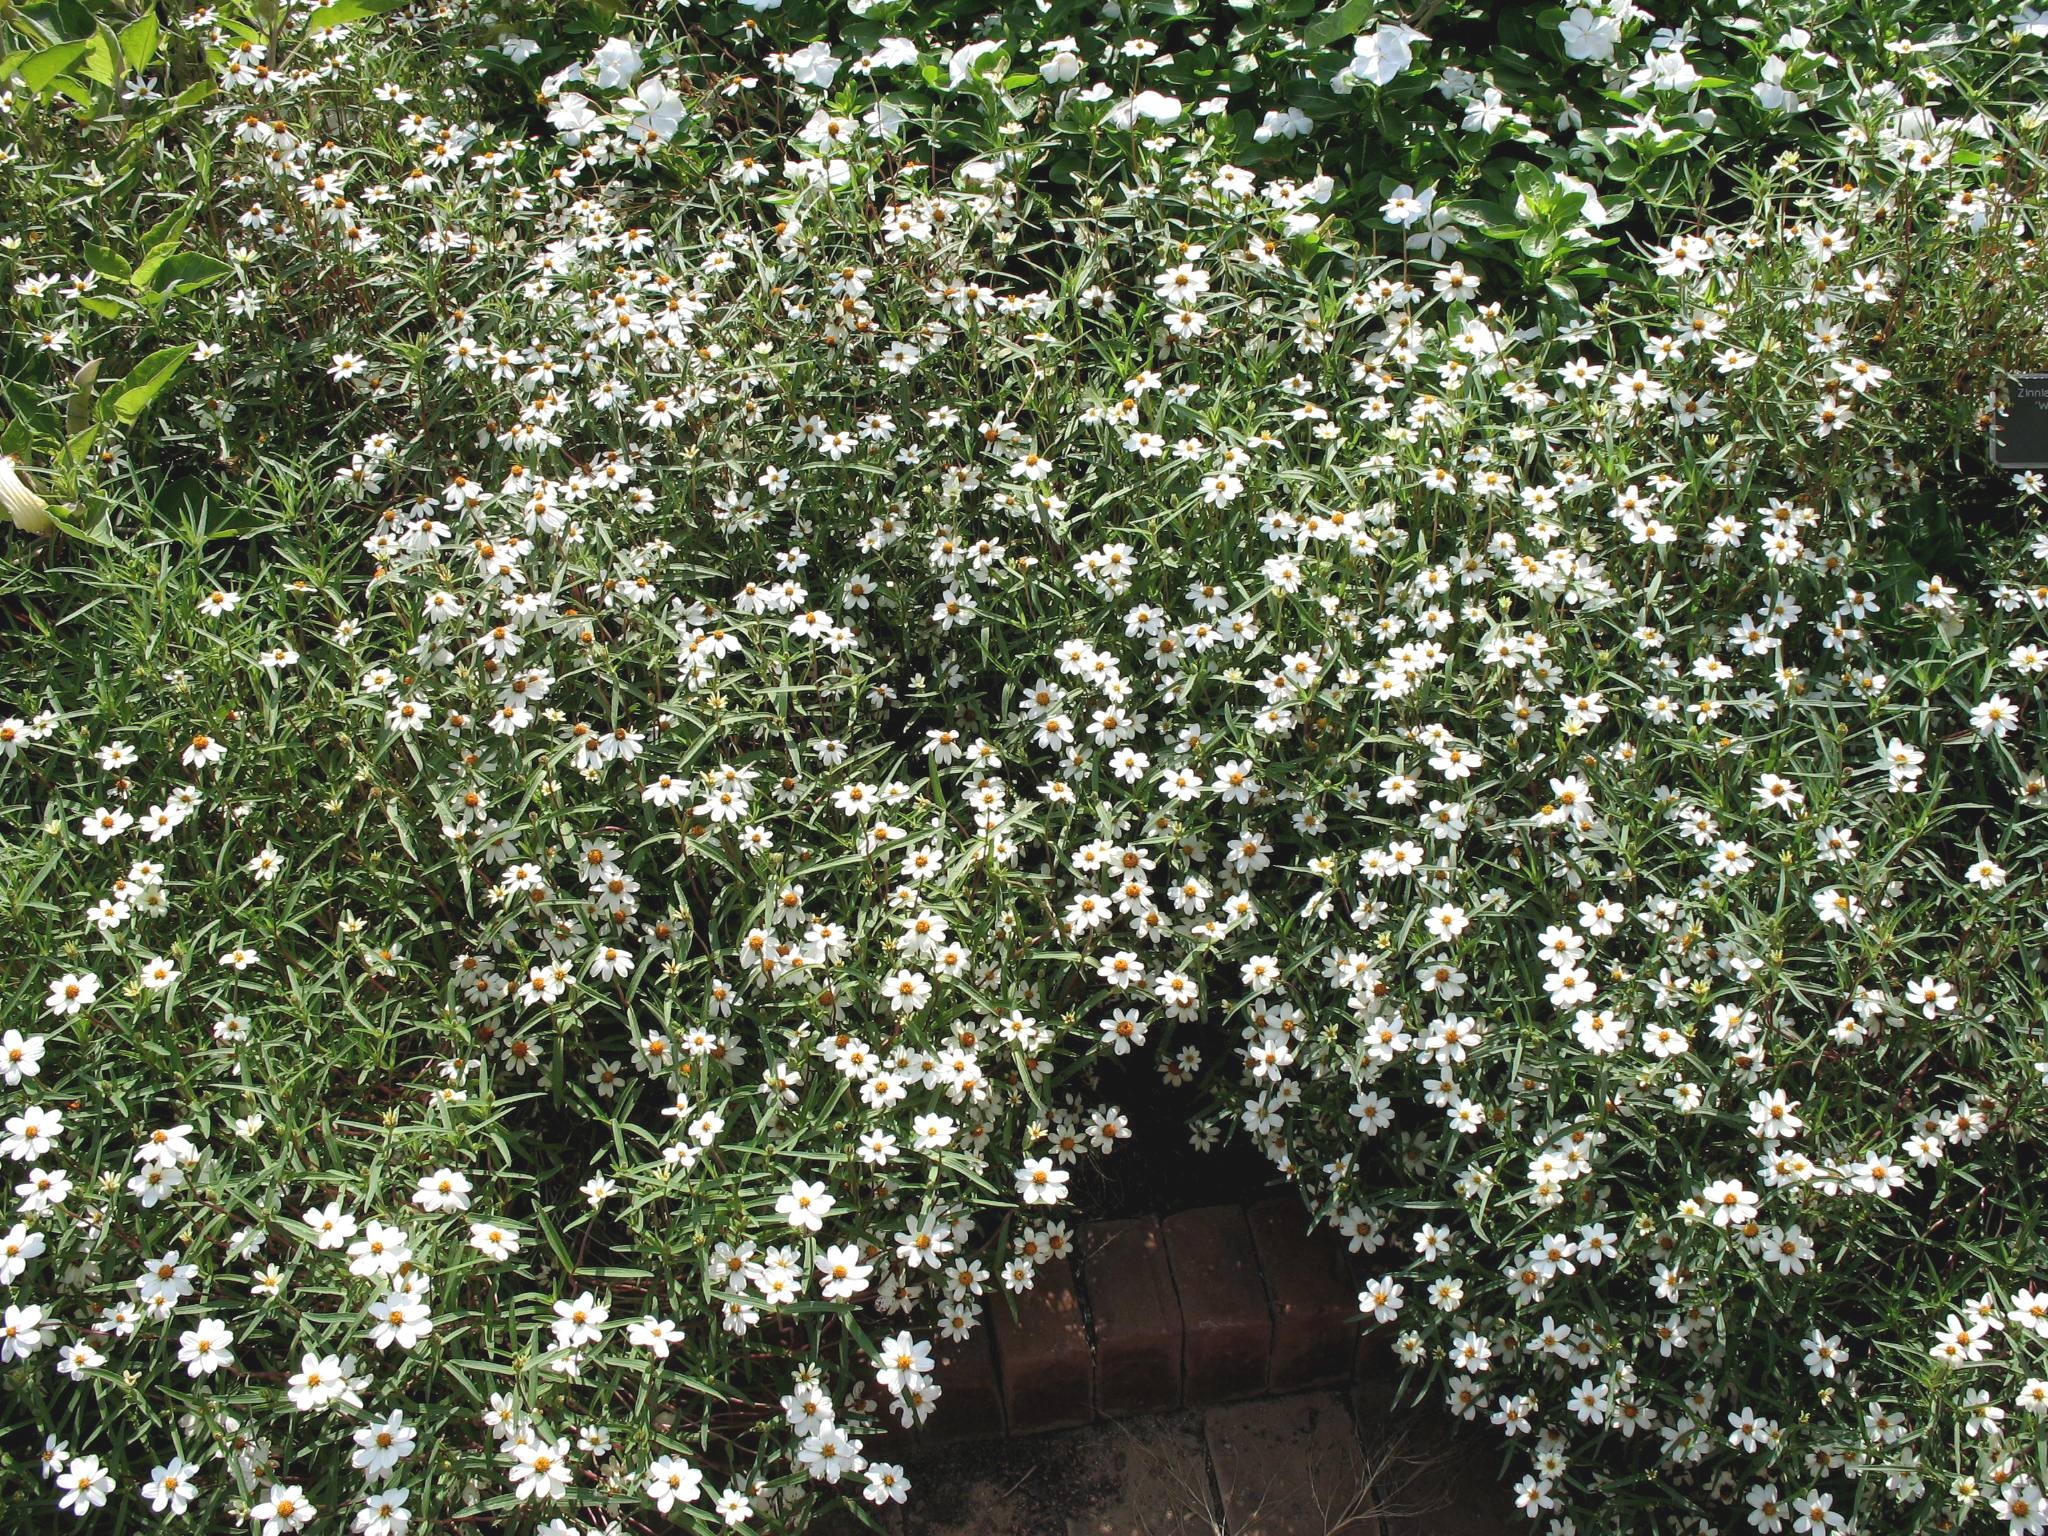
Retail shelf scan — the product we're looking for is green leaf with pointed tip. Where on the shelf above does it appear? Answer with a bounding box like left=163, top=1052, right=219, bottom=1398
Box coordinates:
left=1305, top=0, right=1372, bottom=52
left=305, top=0, right=409, bottom=28
left=18, top=0, right=98, bottom=43
left=119, top=12, right=159, bottom=71
left=19, top=39, right=89, bottom=90
left=60, top=423, right=98, bottom=468
left=144, top=252, right=234, bottom=298
left=139, top=205, right=193, bottom=251
left=83, top=243, right=133, bottom=283
left=100, top=344, right=192, bottom=425
left=42, top=499, right=126, bottom=549
left=128, top=240, right=179, bottom=290
left=79, top=27, right=119, bottom=86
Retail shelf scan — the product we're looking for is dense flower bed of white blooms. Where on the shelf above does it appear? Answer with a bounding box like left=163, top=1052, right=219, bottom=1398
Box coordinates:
left=4, top=0, right=2048, bottom=1532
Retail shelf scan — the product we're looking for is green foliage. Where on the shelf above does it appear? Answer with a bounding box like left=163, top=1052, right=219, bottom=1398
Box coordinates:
left=3, top=1, right=2048, bottom=1534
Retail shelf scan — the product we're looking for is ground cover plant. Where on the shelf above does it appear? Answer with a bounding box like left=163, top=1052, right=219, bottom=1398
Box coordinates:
left=3, top=0, right=2048, bottom=1531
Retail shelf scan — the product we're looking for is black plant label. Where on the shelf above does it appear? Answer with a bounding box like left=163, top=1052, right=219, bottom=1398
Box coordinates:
left=1992, top=373, right=2048, bottom=469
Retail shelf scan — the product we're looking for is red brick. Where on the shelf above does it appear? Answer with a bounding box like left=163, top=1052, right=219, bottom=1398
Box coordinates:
left=922, top=1328, right=1006, bottom=1444
left=990, top=1255, right=1093, bottom=1433
left=1247, top=1198, right=1362, bottom=1392
left=1205, top=1392, right=1372, bottom=1536
left=1160, top=1206, right=1271, bottom=1405
left=1078, top=1217, right=1182, bottom=1416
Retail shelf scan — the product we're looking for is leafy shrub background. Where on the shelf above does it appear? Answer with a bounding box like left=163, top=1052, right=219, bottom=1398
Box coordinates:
left=3, top=0, right=2048, bottom=1533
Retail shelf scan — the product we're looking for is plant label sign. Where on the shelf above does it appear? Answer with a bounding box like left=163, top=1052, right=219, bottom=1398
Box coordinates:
left=1992, top=374, right=2048, bottom=470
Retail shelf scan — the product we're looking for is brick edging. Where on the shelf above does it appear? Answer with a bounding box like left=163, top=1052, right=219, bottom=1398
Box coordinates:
left=912, top=1201, right=1372, bottom=1443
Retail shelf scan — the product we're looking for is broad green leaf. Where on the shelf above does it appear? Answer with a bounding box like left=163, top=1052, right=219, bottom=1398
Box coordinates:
left=60, top=422, right=97, bottom=467
left=119, top=12, right=159, bottom=71
left=144, top=251, right=234, bottom=298
left=129, top=239, right=182, bottom=290
left=18, top=0, right=98, bottom=42
left=140, top=207, right=194, bottom=253
left=82, top=243, right=132, bottom=283
left=101, top=344, right=191, bottom=425
left=1304, top=0, right=1373, bottom=52
left=19, top=39, right=89, bottom=91
left=306, top=0, right=409, bottom=28
left=79, top=27, right=119, bottom=86
left=42, top=501, right=126, bottom=548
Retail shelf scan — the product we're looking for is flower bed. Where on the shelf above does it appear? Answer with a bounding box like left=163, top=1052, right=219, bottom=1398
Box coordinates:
left=3, top=1, right=2048, bottom=1533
